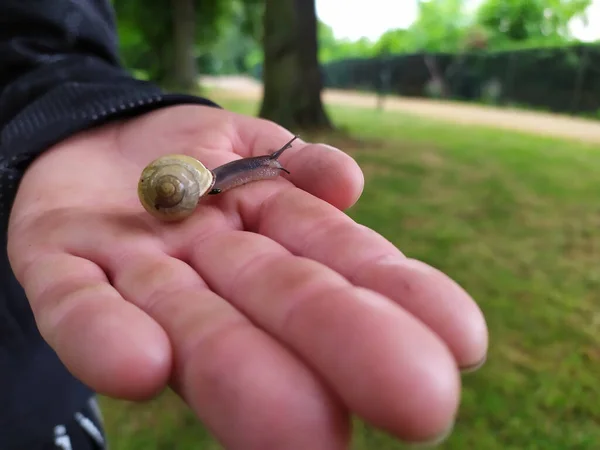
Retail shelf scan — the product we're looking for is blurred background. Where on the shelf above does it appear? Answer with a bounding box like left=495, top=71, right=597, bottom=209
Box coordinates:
left=103, top=0, right=600, bottom=448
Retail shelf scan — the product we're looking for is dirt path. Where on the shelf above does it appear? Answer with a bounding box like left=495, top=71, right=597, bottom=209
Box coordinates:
left=201, top=75, right=600, bottom=145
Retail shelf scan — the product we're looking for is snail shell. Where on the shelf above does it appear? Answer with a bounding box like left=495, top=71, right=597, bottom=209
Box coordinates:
left=137, top=154, right=215, bottom=222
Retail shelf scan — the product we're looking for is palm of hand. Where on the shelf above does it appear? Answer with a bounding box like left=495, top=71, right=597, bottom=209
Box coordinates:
left=7, top=105, right=487, bottom=449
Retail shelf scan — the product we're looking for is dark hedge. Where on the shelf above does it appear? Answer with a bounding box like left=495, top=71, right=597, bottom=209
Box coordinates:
left=318, top=44, right=600, bottom=116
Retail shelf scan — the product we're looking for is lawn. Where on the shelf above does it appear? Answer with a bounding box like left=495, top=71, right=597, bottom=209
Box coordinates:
left=99, top=92, right=600, bottom=449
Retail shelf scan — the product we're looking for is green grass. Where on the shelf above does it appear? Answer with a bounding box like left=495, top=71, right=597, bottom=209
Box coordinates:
left=99, top=93, right=600, bottom=449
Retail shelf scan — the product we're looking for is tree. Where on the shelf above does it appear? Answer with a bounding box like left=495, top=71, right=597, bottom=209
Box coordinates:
left=410, top=0, right=472, bottom=53
left=113, top=0, right=240, bottom=89
left=475, top=0, right=592, bottom=46
left=259, top=0, right=333, bottom=130
left=199, top=0, right=264, bottom=75
left=318, top=28, right=378, bottom=62
left=373, top=29, right=415, bottom=55
left=171, top=0, right=198, bottom=90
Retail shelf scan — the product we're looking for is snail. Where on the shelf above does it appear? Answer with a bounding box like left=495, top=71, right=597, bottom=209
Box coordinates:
left=138, top=135, right=299, bottom=221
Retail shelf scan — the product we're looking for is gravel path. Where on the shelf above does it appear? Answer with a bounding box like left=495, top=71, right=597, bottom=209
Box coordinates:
left=201, top=75, right=600, bottom=144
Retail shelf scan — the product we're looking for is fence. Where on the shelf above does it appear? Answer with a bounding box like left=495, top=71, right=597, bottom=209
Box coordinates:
left=318, top=43, right=600, bottom=116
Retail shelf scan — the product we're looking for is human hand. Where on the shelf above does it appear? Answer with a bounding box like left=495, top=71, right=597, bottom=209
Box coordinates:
left=7, top=105, right=488, bottom=449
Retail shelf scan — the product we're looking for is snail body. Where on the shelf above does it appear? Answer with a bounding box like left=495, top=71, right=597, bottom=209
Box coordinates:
left=137, top=135, right=298, bottom=222
left=209, top=141, right=291, bottom=195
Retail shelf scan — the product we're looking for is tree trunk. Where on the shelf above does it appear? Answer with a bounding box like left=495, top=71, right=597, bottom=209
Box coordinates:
left=259, top=0, right=333, bottom=130
left=170, top=0, right=197, bottom=91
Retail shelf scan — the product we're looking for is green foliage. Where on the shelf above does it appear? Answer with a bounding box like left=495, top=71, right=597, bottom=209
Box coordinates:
left=410, top=0, right=474, bottom=52
left=112, top=0, right=259, bottom=81
left=318, top=22, right=378, bottom=61
left=111, top=0, right=597, bottom=82
left=198, top=0, right=264, bottom=75
left=314, top=0, right=595, bottom=61
left=476, top=0, right=591, bottom=46
left=317, top=0, right=478, bottom=60
left=372, top=29, right=415, bottom=55
left=113, top=0, right=172, bottom=80
left=100, top=92, right=600, bottom=450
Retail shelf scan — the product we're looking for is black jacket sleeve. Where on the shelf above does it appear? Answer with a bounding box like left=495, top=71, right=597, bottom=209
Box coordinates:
left=0, top=4, right=224, bottom=446
left=0, top=0, right=220, bottom=228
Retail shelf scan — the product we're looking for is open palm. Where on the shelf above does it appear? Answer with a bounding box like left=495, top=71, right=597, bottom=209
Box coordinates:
left=7, top=105, right=488, bottom=449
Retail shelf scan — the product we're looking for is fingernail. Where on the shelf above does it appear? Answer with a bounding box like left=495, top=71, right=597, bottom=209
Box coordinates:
left=402, top=421, right=455, bottom=449
left=460, top=354, right=487, bottom=374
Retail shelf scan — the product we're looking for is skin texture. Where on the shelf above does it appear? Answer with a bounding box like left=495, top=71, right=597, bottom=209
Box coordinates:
left=6, top=105, right=489, bottom=450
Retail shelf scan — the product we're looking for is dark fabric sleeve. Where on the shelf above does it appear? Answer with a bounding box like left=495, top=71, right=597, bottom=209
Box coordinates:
left=0, top=0, right=220, bottom=228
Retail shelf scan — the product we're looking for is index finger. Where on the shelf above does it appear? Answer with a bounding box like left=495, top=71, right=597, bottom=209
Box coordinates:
left=229, top=114, right=365, bottom=210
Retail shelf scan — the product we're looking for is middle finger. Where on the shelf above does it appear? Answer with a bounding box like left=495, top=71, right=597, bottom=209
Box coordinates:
left=185, top=229, right=460, bottom=444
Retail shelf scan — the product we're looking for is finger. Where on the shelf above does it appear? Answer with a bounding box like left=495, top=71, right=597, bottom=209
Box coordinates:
left=108, top=248, right=350, bottom=450
left=229, top=113, right=365, bottom=210
left=185, top=229, right=460, bottom=444
left=12, top=252, right=172, bottom=400
left=229, top=186, right=488, bottom=371
left=281, top=142, right=365, bottom=211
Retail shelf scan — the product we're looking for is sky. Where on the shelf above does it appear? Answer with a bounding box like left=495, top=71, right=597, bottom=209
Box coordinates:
left=315, top=0, right=600, bottom=43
